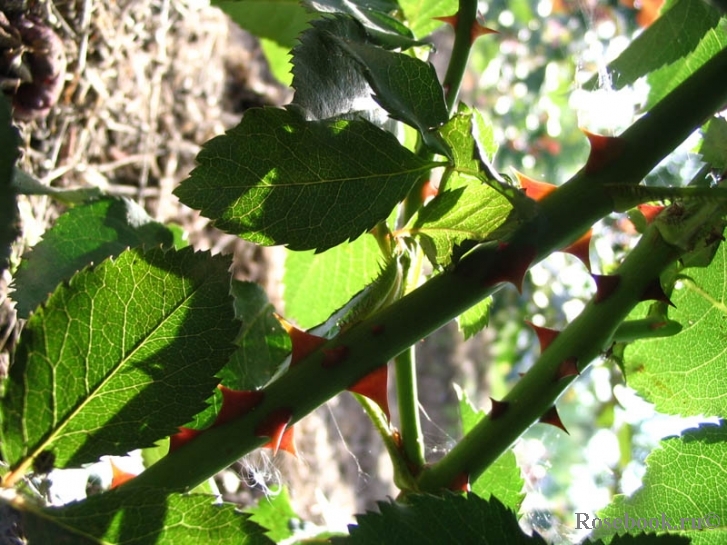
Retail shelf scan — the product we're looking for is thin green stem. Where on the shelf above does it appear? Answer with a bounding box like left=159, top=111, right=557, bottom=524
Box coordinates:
left=442, top=0, right=479, bottom=114
left=394, top=346, right=426, bottom=472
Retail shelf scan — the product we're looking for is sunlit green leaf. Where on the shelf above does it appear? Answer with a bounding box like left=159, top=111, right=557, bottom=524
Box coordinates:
left=12, top=197, right=175, bottom=319
left=624, top=236, right=727, bottom=417
left=592, top=422, right=727, bottom=545
left=283, top=234, right=382, bottom=328
left=23, top=488, right=273, bottom=544
left=175, top=107, right=436, bottom=251
left=344, top=493, right=544, bottom=544
left=0, top=247, right=238, bottom=468
left=398, top=0, right=458, bottom=39
left=456, top=385, right=524, bottom=512
left=700, top=116, right=727, bottom=170
left=245, top=485, right=300, bottom=542
left=458, top=297, right=492, bottom=340
left=213, top=0, right=313, bottom=48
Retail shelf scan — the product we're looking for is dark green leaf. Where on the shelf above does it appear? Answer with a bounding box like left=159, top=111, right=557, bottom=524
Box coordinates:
left=12, top=197, right=175, bottom=319
left=212, top=0, right=314, bottom=48
left=700, top=116, right=727, bottom=170
left=175, top=107, right=436, bottom=251
left=456, top=385, right=524, bottom=512
left=305, top=0, right=421, bottom=49
left=283, top=234, right=382, bottom=328
left=406, top=183, right=514, bottom=267
left=221, top=281, right=291, bottom=390
left=645, top=19, right=727, bottom=109
left=332, top=39, right=449, bottom=154
left=583, top=0, right=722, bottom=91
left=0, top=94, right=20, bottom=275
left=23, top=488, right=273, bottom=544
left=344, top=493, right=545, bottom=544
left=291, top=15, right=385, bottom=122
left=0, top=247, right=238, bottom=469
left=593, top=422, right=727, bottom=545
left=624, top=236, right=727, bottom=417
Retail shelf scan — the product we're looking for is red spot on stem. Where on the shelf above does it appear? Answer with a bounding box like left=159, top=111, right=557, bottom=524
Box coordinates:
left=371, top=324, right=385, bottom=336
left=449, top=471, right=471, bottom=492
left=322, top=345, right=350, bottom=368
left=348, top=366, right=390, bottom=419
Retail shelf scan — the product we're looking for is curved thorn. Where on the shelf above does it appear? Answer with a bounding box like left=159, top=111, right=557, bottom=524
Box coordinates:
left=592, top=274, right=621, bottom=304
left=449, top=471, right=471, bottom=492
left=640, top=279, right=675, bottom=307
left=214, top=386, right=265, bottom=427
left=582, top=130, right=626, bottom=174
left=515, top=170, right=557, bottom=201
left=488, top=398, right=510, bottom=420
left=349, top=365, right=390, bottom=419
left=555, top=358, right=580, bottom=381
left=168, top=427, right=202, bottom=453
left=276, top=314, right=326, bottom=366
left=561, top=230, right=593, bottom=272
left=637, top=204, right=666, bottom=224
left=256, top=408, right=295, bottom=456
left=539, top=406, right=569, bottom=434
left=525, top=321, right=561, bottom=353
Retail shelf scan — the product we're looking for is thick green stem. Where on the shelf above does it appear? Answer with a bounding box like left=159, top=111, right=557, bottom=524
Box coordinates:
left=417, top=223, right=684, bottom=492
left=125, top=46, right=727, bottom=494
left=394, top=346, right=426, bottom=471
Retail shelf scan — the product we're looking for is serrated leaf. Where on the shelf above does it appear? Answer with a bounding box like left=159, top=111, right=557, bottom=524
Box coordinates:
left=221, top=281, right=291, bottom=390
left=458, top=297, right=492, bottom=339
left=0, top=247, right=238, bottom=470
left=440, top=104, right=498, bottom=172
left=398, top=0, right=458, bottom=39
left=344, top=493, right=544, bottom=544
left=245, top=485, right=300, bottom=542
left=291, top=15, right=385, bottom=123
left=332, top=38, right=449, bottom=154
left=456, top=385, right=525, bottom=512
left=283, top=234, right=382, bottom=328
left=701, top=117, right=727, bottom=170
left=23, top=488, right=273, bottom=544
left=623, top=236, right=727, bottom=417
left=213, top=0, right=314, bottom=48
left=305, top=0, right=421, bottom=49
left=0, top=94, right=19, bottom=274
left=592, top=422, right=727, bottom=545
left=406, top=183, right=514, bottom=267
left=12, top=197, right=175, bottom=319
left=583, top=0, right=722, bottom=91
left=176, top=107, right=436, bottom=251
left=645, top=19, right=727, bottom=109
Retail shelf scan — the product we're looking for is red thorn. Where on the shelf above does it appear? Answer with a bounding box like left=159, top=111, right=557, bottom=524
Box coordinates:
left=168, top=427, right=202, bottom=453
left=561, top=230, right=592, bottom=272
left=256, top=408, right=296, bottom=456
left=371, top=324, right=385, bottom=335
left=421, top=180, right=438, bottom=202
left=322, top=345, right=349, bottom=368
left=277, top=315, right=326, bottom=366
left=488, top=398, right=509, bottom=420
left=555, top=357, right=580, bottom=381
left=592, top=274, right=621, bottom=304
left=481, top=243, right=536, bottom=293
left=539, top=406, right=569, bottom=434
left=640, top=279, right=675, bottom=307
left=434, top=13, right=497, bottom=43
left=110, top=460, right=137, bottom=489
left=637, top=204, right=666, bottom=224
left=348, top=366, right=390, bottom=419
left=582, top=130, right=626, bottom=174
left=515, top=170, right=557, bottom=201
left=449, top=471, right=471, bottom=492
left=214, top=386, right=265, bottom=427
left=526, top=321, right=561, bottom=353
